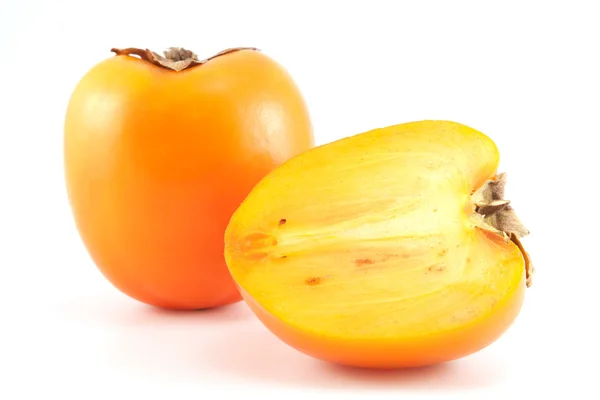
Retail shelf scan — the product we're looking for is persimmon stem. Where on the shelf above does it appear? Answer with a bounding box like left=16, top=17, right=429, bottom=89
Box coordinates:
left=471, top=173, right=534, bottom=287
left=474, top=199, right=510, bottom=216
left=110, top=48, right=153, bottom=62
left=510, top=233, right=534, bottom=288
left=110, top=46, right=259, bottom=72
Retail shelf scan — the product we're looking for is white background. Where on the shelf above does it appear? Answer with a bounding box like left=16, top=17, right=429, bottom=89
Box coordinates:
left=1, top=1, right=598, bottom=399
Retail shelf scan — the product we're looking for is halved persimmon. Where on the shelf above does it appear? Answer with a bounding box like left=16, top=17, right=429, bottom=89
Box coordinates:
left=224, top=120, right=533, bottom=368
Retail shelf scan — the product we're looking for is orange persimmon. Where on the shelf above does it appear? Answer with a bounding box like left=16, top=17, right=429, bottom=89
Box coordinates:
left=64, top=47, right=313, bottom=309
left=224, top=120, right=533, bottom=368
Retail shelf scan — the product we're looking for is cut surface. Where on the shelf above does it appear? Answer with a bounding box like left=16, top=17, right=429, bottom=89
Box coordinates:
left=225, top=120, right=526, bottom=344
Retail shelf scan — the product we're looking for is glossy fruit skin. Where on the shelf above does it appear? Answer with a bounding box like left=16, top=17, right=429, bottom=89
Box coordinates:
left=224, top=120, right=526, bottom=368
left=64, top=49, right=314, bottom=309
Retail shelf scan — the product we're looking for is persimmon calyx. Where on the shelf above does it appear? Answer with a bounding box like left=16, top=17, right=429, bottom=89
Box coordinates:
left=110, top=46, right=259, bottom=72
left=471, top=172, right=534, bottom=287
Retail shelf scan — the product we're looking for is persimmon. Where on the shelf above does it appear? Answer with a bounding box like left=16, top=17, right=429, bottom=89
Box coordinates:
left=64, top=46, right=314, bottom=309
left=224, top=120, right=533, bottom=368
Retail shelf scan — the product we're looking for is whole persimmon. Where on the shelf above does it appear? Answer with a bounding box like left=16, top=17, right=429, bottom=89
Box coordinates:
left=224, top=120, right=533, bottom=368
left=64, top=47, right=314, bottom=309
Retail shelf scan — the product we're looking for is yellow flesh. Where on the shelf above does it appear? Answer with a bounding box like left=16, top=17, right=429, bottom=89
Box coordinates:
left=225, top=121, right=525, bottom=340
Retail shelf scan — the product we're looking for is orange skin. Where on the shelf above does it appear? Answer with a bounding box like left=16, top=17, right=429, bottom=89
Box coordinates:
left=64, top=48, right=313, bottom=309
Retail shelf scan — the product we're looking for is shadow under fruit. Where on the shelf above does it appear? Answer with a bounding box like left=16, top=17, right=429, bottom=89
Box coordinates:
left=63, top=46, right=314, bottom=309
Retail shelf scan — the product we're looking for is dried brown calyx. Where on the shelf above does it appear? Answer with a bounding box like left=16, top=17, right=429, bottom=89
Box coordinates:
left=471, top=173, right=534, bottom=287
left=110, top=46, right=259, bottom=72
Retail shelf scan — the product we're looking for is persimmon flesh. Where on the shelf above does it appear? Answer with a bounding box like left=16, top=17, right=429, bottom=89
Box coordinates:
left=64, top=47, right=313, bottom=309
left=224, top=120, right=532, bottom=368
